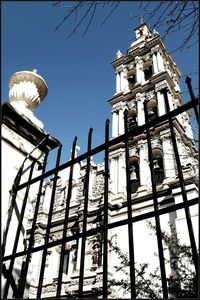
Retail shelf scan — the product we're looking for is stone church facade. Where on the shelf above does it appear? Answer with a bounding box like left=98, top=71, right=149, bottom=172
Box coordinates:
left=2, top=23, right=198, bottom=299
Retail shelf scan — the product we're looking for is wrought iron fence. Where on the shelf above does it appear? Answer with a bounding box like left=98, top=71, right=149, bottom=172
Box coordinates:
left=2, top=77, right=199, bottom=299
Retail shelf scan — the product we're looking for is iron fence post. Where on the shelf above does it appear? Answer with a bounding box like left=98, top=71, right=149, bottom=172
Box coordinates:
left=162, top=88, right=199, bottom=275
left=37, top=144, right=62, bottom=298
left=144, top=100, right=168, bottom=299
left=56, top=136, right=77, bottom=297
left=3, top=161, right=36, bottom=298
left=103, top=119, right=110, bottom=298
left=124, top=109, right=136, bottom=299
left=78, top=128, right=93, bottom=298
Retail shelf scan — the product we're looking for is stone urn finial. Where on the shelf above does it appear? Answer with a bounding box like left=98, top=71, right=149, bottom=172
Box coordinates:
left=116, top=50, right=123, bottom=59
left=8, top=69, right=48, bottom=128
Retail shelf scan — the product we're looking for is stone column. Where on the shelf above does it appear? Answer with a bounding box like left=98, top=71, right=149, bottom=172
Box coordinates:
left=157, top=51, right=165, bottom=72
left=120, top=70, right=124, bottom=92
left=112, top=110, right=119, bottom=138
left=152, top=52, right=158, bottom=74
left=135, top=57, right=145, bottom=84
left=43, top=182, right=52, bottom=211
left=116, top=72, right=121, bottom=93
left=138, top=141, right=151, bottom=188
left=118, top=152, right=126, bottom=193
left=110, top=156, right=118, bottom=194
left=122, top=67, right=130, bottom=93
left=30, top=235, right=43, bottom=283
left=136, top=93, right=145, bottom=126
left=157, top=90, right=166, bottom=116
left=118, top=108, right=124, bottom=135
left=161, top=133, right=176, bottom=179
left=167, top=90, right=174, bottom=111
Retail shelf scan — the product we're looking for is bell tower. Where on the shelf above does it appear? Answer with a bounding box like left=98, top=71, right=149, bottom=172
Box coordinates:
left=108, top=22, right=198, bottom=198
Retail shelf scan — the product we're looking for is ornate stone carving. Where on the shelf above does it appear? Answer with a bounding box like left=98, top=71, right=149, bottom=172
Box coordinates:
left=92, top=173, right=104, bottom=198
left=146, top=90, right=156, bottom=101
left=155, top=80, right=169, bottom=92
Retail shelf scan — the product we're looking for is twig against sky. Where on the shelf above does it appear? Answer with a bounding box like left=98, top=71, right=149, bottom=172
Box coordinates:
left=52, top=1, right=199, bottom=53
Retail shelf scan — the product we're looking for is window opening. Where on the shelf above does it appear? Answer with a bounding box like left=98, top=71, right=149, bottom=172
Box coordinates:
left=63, top=250, right=70, bottom=275
left=144, top=65, right=153, bottom=81
left=130, top=160, right=140, bottom=193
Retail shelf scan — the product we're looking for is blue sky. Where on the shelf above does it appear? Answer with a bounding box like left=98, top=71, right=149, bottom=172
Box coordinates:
left=2, top=1, right=198, bottom=167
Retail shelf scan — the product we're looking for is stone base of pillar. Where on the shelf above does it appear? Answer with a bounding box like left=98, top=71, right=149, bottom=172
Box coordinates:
left=136, top=185, right=148, bottom=197
left=163, top=177, right=176, bottom=185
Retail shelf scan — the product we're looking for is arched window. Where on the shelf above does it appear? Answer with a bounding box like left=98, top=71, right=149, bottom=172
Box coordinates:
left=129, top=156, right=140, bottom=193
left=146, top=98, right=158, bottom=121
left=63, top=250, right=70, bottom=274
left=143, top=60, right=153, bottom=81
left=152, top=147, right=165, bottom=185
left=127, top=107, right=137, bottom=131
left=127, top=69, right=136, bottom=87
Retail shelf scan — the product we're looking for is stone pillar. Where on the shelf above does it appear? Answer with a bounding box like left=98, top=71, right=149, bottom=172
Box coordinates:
left=136, top=94, right=145, bottom=126
left=118, top=108, right=124, bottom=135
left=120, top=70, right=124, bottom=92
left=157, top=90, right=166, bottom=116
left=110, top=156, right=118, bottom=194
left=122, top=67, right=130, bottom=94
left=167, top=90, right=174, bottom=111
left=118, top=152, right=126, bottom=193
left=157, top=51, right=165, bottom=72
left=135, top=57, right=145, bottom=84
left=112, top=110, right=119, bottom=138
left=116, top=72, right=120, bottom=93
left=43, top=182, right=52, bottom=211
left=138, top=141, right=151, bottom=188
left=161, top=132, right=176, bottom=179
left=30, top=235, right=43, bottom=283
left=152, top=52, right=158, bottom=74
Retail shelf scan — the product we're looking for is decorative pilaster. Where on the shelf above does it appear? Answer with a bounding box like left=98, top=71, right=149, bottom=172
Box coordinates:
left=118, top=108, right=124, bottom=135
left=156, top=91, right=166, bottom=116
left=167, top=91, right=175, bottom=111
left=122, top=67, right=130, bottom=93
left=138, top=140, right=151, bottom=188
left=157, top=51, right=165, bottom=72
left=115, top=72, right=121, bottom=93
left=135, top=57, right=145, bottom=84
left=112, top=110, right=119, bottom=138
left=109, top=156, right=118, bottom=194
left=118, top=152, right=126, bottom=193
left=160, top=131, right=176, bottom=179
left=136, top=93, right=145, bottom=126
left=152, top=52, right=158, bottom=74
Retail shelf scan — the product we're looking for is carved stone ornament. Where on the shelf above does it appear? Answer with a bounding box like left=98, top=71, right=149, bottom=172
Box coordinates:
left=146, top=90, right=156, bottom=101
left=92, top=173, right=104, bottom=198
left=8, top=70, right=48, bottom=128
left=155, top=80, right=169, bottom=92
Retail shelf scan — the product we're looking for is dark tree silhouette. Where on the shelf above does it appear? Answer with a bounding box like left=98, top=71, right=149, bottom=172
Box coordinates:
left=52, top=1, right=199, bottom=52
left=107, top=221, right=197, bottom=299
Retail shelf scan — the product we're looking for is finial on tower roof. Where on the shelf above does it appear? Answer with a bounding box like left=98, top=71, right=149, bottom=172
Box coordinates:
left=32, top=68, right=38, bottom=73
left=116, top=50, right=123, bottom=59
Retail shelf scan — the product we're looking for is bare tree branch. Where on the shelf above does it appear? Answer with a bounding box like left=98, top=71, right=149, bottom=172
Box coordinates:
left=53, top=1, right=83, bottom=32
left=100, top=1, right=120, bottom=26
left=52, top=1, right=199, bottom=52
left=82, top=2, right=97, bottom=37
left=68, top=2, right=94, bottom=38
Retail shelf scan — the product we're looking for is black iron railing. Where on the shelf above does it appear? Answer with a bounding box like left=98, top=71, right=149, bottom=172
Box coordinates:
left=2, top=77, right=199, bottom=299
